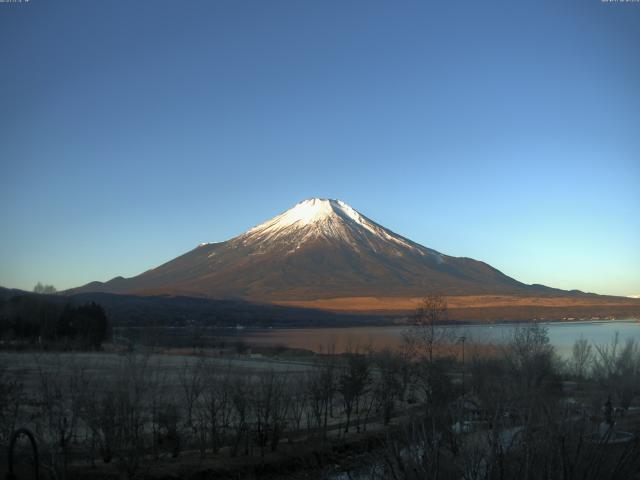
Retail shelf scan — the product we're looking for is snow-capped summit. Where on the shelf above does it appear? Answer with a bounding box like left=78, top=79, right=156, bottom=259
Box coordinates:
left=242, top=198, right=422, bottom=254
left=277, top=198, right=372, bottom=227
left=260, top=198, right=349, bottom=227
left=70, top=198, right=531, bottom=301
left=244, top=198, right=356, bottom=237
left=248, top=198, right=366, bottom=231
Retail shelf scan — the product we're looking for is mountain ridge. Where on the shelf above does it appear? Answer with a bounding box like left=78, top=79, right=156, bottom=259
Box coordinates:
left=67, top=198, right=608, bottom=303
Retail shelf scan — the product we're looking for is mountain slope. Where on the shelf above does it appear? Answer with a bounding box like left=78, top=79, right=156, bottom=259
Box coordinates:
left=70, top=198, right=562, bottom=300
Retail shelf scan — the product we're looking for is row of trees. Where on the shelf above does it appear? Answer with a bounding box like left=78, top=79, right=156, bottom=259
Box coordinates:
left=33, top=282, right=57, bottom=294
left=0, top=350, right=419, bottom=480
left=568, top=332, right=640, bottom=410
left=0, top=294, right=109, bottom=349
left=360, top=295, right=640, bottom=480
left=363, top=330, right=640, bottom=480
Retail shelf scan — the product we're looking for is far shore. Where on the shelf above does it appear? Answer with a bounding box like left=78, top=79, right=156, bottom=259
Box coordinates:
left=113, top=316, right=640, bottom=331
left=273, top=294, right=640, bottom=323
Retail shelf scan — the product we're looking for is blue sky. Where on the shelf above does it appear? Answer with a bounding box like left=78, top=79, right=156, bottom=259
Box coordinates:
left=1, top=0, right=638, bottom=296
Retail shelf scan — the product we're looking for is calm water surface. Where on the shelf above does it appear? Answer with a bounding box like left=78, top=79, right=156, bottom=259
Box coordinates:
left=241, top=320, right=640, bottom=356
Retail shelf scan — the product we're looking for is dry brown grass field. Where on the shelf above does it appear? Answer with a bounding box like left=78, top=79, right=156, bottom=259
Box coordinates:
left=276, top=294, right=640, bottom=321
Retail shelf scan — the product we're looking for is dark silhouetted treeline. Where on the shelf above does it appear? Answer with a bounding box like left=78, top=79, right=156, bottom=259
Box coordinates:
left=0, top=291, right=109, bottom=349
left=0, top=286, right=387, bottom=330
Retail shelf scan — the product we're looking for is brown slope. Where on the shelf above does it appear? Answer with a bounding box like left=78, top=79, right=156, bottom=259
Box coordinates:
left=69, top=235, right=532, bottom=300
left=67, top=198, right=597, bottom=305
left=275, top=295, right=640, bottom=321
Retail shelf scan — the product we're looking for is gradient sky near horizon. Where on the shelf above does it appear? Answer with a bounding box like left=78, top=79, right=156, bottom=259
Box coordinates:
left=1, top=0, right=639, bottom=296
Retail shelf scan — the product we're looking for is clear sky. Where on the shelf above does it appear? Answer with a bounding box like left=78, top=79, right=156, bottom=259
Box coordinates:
left=1, top=0, right=638, bottom=297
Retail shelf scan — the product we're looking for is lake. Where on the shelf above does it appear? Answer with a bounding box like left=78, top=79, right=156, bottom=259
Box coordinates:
left=238, top=319, right=640, bottom=356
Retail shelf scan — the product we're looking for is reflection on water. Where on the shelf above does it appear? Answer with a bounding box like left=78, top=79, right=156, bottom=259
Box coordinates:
left=240, top=320, right=640, bottom=356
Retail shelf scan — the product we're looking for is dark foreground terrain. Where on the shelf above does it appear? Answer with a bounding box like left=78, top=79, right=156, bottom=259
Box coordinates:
left=2, top=321, right=640, bottom=480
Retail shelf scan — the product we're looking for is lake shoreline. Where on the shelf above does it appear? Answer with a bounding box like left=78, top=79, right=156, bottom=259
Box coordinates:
left=113, top=316, right=640, bottom=333
left=113, top=319, right=640, bottom=356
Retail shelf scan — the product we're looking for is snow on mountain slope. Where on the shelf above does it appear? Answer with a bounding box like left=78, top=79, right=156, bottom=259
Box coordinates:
left=241, top=198, right=433, bottom=256
left=70, top=198, right=537, bottom=300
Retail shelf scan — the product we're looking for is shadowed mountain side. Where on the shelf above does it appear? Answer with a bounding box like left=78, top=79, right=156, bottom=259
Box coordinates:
left=0, top=287, right=385, bottom=327
left=65, top=292, right=385, bottom=327
left=0, top=286, right=27, bottom=302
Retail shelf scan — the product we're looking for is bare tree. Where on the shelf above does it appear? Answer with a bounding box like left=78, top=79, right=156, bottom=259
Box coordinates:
left=338, top=353, right=371, bottom=433
left=252, top=369, right=289, bottom=455
left=34, top=355, right=90, bottom=480
left=592, top=333, right=640, bottom=411
left=569, top=335, right=593, bottom=379
left=0, top=365, right=23, bottom=447
left=286, top=373, right=309, bottom=442
left=147, top=368, right=178, bottom=460
left=229, top=375, right=250, bottom=457
left=373, top=350, right=409, bottom=426
left=372, top=418, right=459, bottom=480
left=198, top=365, right=233, bottom=455
left=308, top=359, right=336, bottom=439
left=178, top=358, right=205, bottom=444
left=34, top=282, right=57, bottom=294
left=82, top=391, right=117, bottom=464
left=504, top=323, right=558, bottom=390
left=153, top=401, right=181, bottom=458
left=406, top=294, right=451, bottom=363
left=105, top=353, right=157, bottom=479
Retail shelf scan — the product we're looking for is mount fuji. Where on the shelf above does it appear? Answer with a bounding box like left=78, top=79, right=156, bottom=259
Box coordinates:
left=71, top=198, right=551, bottom=302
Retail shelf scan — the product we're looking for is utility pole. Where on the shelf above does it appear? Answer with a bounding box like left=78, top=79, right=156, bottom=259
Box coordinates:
left=459, top=335, right=466, bottom=396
